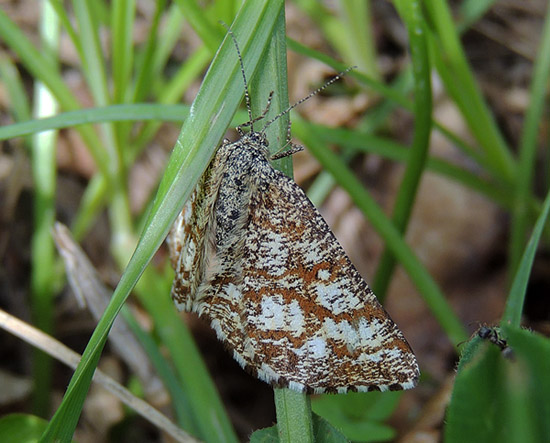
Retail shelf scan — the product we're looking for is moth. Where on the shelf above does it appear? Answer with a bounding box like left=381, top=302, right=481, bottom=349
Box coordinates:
left=167, top=30, right=419, bottom=394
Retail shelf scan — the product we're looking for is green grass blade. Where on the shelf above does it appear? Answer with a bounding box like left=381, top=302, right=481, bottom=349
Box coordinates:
left=120, top=308, right=198, bottom=433
left=30, top=0, right=60, bottom=417
left=132, top=0, right=166, bottom=102
left=130, top=271, right=208, bottom=436
left=174, top=0, right=223, bottom=51
left=210, top=0, right=241, bottom=25
left=73, top=0, right=111, bottom=106
left=111, top=0, right=135, bottom=104
left=0, top=104, right=190, bottom=140
left=457, top=0, right=498, bottom=31
left=373, top=0, right=432, bottom=300
left=48, top=0, right=83, bottom=59
left=151, top=5, right=185, bottom=75
left=0, top=55, right=31, bottom=123
left=508, top=3, right=550, bottom=277
left=424, top=0, right=516, bottom=182
left=503, top=187, right=550, bottom=328
left=71, top=175, right=108, bottom=240
left=110, top=0, right=136, bottom=153
left=338, top=0, right=379, bottom=79
left=274, top=389, right=314, bottom=443
left=293, top=0, right=348, bottom=64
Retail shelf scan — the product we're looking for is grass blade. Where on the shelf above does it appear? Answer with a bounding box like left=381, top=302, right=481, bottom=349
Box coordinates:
left=503, top=187, right=550, bottom=327
left=509, top=3, right=550, bottom=276
left=373, top=0, right=432, bottom=300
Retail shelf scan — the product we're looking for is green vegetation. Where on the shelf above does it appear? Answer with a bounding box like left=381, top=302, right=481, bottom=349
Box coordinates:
left=0, top=0, right=548, bottom=441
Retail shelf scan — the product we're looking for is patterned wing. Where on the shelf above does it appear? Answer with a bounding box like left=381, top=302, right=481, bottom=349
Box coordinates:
left=195, top=154, right=419, bottom=394
left=167, top=168, right=216, bottom=312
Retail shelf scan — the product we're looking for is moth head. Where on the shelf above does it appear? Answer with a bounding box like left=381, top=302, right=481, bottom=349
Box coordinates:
left=248, top=131, right=269, bottom=147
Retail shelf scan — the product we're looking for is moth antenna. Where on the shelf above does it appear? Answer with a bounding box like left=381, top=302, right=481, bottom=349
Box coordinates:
left=261, top=66, right=356, bottom=134
left=222, top=26, right=255, bottom=131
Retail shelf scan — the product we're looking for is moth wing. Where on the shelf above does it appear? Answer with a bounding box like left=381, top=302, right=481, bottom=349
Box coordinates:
left=168, top=172, right=216, bottom=311
left=197, top=163, right=418, bottom=393
left=240, top=169, right=418, bottom=393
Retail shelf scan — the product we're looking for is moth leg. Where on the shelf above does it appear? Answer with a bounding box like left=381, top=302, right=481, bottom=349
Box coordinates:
left=270, top=122, right=304, bottom=160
